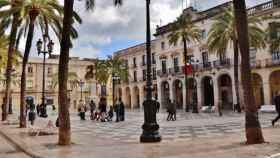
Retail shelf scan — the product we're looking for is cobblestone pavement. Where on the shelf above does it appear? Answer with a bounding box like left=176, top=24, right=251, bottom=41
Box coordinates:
left=67, top=110, right=275, bottom=143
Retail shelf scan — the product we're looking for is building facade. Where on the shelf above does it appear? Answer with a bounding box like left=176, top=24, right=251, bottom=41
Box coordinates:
left=0, top=56, right=101, bottom=109
left=115, top=0, right=280, bottom=111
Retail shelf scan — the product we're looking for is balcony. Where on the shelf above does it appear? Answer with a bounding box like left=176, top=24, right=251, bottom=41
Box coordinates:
left=169, top=66, right=184, bottom=76
left=197, top=62, right=212, bottom=72
left=265, top=58, right=280, bottom=67
left=157, top=70, right=168, bottom=77
left=247, top=0, right=279, bottom=15
left=213, top=58, right=231, bottom=69
left=251, top=60, right=262, bottom=69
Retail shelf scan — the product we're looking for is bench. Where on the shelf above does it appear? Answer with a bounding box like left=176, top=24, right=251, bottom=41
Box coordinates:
left=201, top=106, right=216, bottom=113
left=259, top=105, right=276, bottom=113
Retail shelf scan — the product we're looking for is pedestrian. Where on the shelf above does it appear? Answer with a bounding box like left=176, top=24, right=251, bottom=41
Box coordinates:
left=272, top=90, right=280, bottom=127
left=36, top=104, right=40, bottom=116
left=114, top=100, right=120, bottom=122
left=171, top=100, right=177, bottom=121
left=108, top=106, right=114, bottom=122
left=98, top=97, right=107, bottom=122
left=156, top=98, right=160, bottom=113
left=78, top=100, right=86, bottom=120
left=119, top=98, right=125, bottom=121
left=89, top=100, right=96, bottom=120
left=218, top=100, right=223, bottom=117
left=167, top=99, right=176, bottom=121
left=28, top=102, right=36, bottom=125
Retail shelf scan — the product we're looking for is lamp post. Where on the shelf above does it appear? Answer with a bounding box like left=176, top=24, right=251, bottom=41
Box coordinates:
left=36, top=34, right=54, bottom=118
left=140, top=0, right=161, bottom=143
left=79, top=79, right=85, bottom=101
left=112, top=74, right=120, bottom=106
left=190, top=59, right=199, bottom=113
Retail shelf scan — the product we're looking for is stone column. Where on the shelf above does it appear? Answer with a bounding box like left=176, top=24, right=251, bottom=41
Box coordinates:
left=182, top=79, right=187, bottom=110
left=197, top=78, right=203, bottom=110
left=130, top=86, right=135, bottom=110
left=168, top=80, right=174, bottom=102
left=262, top=73, right=271, bottom=105
left=157, top=80, right=162, bottom=109
left=139, top=85, right=145, bottom=109
left=213, top=77, right=219, bottom=111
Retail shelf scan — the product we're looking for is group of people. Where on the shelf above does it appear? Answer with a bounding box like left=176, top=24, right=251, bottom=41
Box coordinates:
left=77, top=97, right=125, bottom=122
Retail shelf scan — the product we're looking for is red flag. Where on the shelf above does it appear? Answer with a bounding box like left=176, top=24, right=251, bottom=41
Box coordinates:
left=185, top=64, right=193, bottom=75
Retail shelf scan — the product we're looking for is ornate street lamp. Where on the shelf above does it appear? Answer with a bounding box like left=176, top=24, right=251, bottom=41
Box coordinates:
left=140, top=0, right=161, bottom=143
left=79, top=79, right=85, bottom=101
left=36, top=34, right=54, bottom=118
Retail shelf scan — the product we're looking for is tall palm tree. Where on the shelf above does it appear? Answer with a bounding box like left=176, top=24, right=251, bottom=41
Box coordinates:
left=168, top=14, right=201, bottom=112
left=0, top=0, right=21, bottom=121
left=233, top=0, right=264, bottom=144
left=58, top=0, right=122, bottom=145
left=207, top=8, right=266, bottom=111
left=0, top=0, right=72, bottom=127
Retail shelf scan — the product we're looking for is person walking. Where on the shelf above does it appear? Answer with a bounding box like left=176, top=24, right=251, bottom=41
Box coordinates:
left=156, top=98, right=160, bottom=113
left=272, top=90, right=280, bottom=127
left=28, top=101, right=36, bottom=125
left=119, top=98, right=125, bottom=121
left=166, top=99, right=173, bottom=121
left=89, top=100, right=96, bottom=120
left=114, top=99, right=120, bottom=122
left=78, top=100, right=86, bottom=120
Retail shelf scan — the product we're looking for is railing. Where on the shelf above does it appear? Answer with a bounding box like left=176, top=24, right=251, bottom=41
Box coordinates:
left=157, top=70, right=168, bottom=77
left=169, top=66, right=184, bottom=76
left=213, top=58, right=231, bottom=69
left=265, top=58, right=280, bottom=67
left=251, top=60, right=262, bottom=69
left=247, top=0, right=280, bottom=15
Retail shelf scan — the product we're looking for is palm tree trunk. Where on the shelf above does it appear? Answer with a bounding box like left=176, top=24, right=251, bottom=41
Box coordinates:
left=233, top=0, right=264, bottom=144
left=2, top=13, right=19, bottom=121
left=233, top=39, right=241, bottom=112
left=183, top=36, right=189, bottom=112
left=58, top=0, right=74, bottom=145
left=20, top=13, right=37, bottom=128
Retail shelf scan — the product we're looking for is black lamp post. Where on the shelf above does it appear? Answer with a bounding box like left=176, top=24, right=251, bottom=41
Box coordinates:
left=190, top=59, right=199, bottom=113
left=79, top=79, right=85, bottom=101
left=140, top=0, right=161, bottom=143
left=112, top=74, right=120, bottom=106
left=36, top=34, right=54, bottom=118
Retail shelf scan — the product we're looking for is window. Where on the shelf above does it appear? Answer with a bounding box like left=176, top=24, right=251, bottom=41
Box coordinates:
left=142, top=55, right=146, bottom=66
left=133, top=57, right=137, bottom=68
left=272, top=50, right=280, bottom=60
left=47, top=67, right=52, bottom=75
left=143, top=69, right=147, bottom=81
left=173, top=57, right=179, bottom=72
left=201, top=30, right=207, bottom=39
left=161, top=60, right=167, bottom=74
left=152, top=67, right=157, bottom=80
left=152, top=53, right=156, bottom=64
left=47, top=80, right=53, bottom=89
left=161, top=42, right=165, bottom=50
left=27, top=80, right=33, bottom=89
left=202, top=52, right=210, bottom=68
left=133, top=71, right=137, bottom=82
left=269, top=22, right=280, bottom=40
left=27, top=66, right=33, bottom=74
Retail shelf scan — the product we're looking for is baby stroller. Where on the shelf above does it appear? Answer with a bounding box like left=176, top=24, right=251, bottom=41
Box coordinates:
left=92, top=111, right=100, bottom=121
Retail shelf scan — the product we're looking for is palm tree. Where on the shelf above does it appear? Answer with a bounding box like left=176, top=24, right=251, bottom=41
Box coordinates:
left=0, top=0, right=72, bottom=127
left=207, top=8, right=266, bottom=112
left=168, top=14, right=201, bottom=112
left=0, top=0, right=21, bottom=121
left=233, top=0, right=264, bottom=144
left=58, top=0, right=122, bottom=145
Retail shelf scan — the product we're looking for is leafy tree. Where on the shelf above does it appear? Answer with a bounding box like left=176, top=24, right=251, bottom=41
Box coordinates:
left=233, top=0, right=264, bottom=144
left=168, top=14, right=201, bottom=111
left=207, top=8, right=266, bottom=110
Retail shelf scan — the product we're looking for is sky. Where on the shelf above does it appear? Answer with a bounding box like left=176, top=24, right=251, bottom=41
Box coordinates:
left=22, top=0, right=270, bottom=59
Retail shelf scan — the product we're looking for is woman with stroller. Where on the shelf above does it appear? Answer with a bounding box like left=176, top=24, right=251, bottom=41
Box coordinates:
left=78, top=100, right=86, bottom=120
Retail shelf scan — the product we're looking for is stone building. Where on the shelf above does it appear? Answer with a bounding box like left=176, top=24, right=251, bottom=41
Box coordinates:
left=115, top=0, right=280, bottom=111
left=0, top=55, right=100, bottom=109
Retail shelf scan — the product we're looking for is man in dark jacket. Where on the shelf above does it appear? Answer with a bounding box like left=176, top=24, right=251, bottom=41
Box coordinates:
left=272, top=90, right=280, bottom=127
